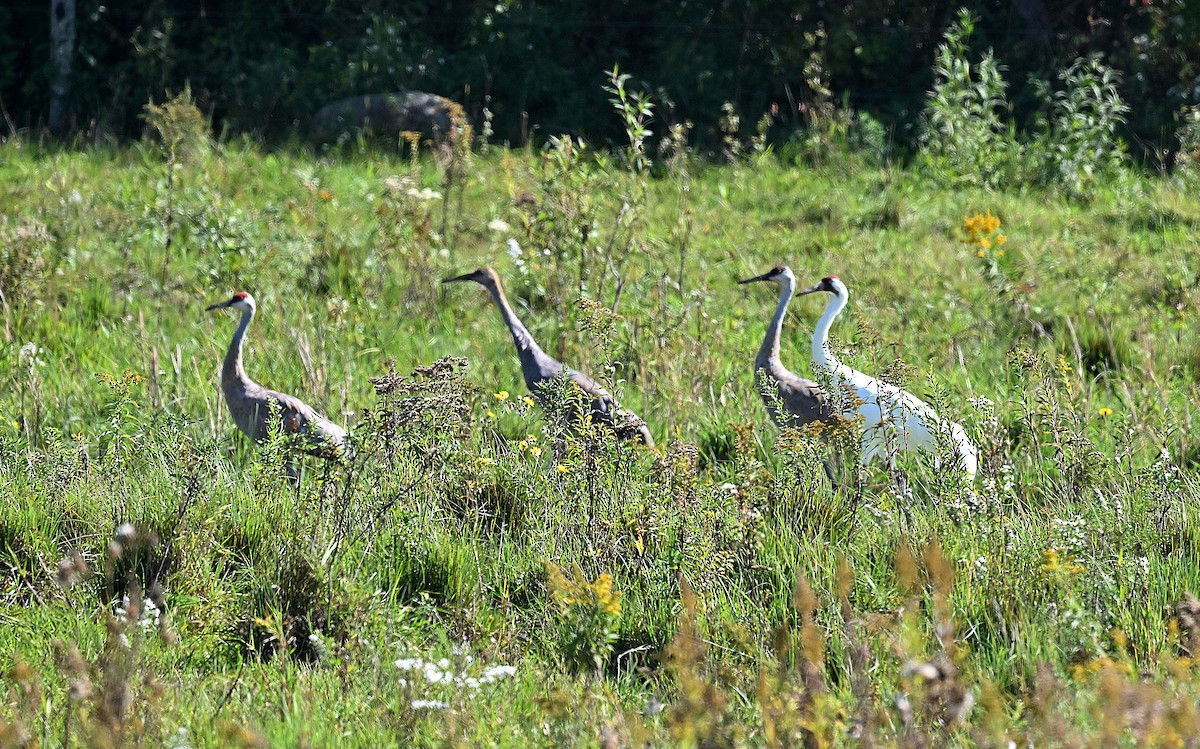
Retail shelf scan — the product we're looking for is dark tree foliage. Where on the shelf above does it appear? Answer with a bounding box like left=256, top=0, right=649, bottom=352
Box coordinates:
left=0, top=0, right=1196, bottom=157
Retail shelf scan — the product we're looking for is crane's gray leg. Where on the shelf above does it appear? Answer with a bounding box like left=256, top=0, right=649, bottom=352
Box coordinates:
left=285, top=459, right=300, bottom=484
left=822, top=457, right=837, bottom=486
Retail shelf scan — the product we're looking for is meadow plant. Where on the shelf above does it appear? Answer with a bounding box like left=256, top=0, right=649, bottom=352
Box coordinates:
left=0, top=217, right=52, bottom=313
left=790, top=24, right=856, bottom=166
left=375, top=173, right=443, bottom=303
left=509, top=71, right=655, bottom=310
left=1172, top=102, right=1200, bottom=185
left=920, top=10, right=1019, bottom=187
left=1031, top=54, right=1130, bottom=200
left=511, top=133, right=599, bottom=307
left=141, top=88, right=213, bottom=296
left=658, top=119, right=696, bottom=293
left=546, top=564, right=623, bottom=674
left=598, top=67, right=655, bottom=308
left=433, top=100, right=473, bottom=246
left=603, top=65, right=654, bottom=174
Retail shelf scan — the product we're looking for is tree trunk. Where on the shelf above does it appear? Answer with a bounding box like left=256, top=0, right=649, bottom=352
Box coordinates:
left=48, top=0, right=76, bottom=135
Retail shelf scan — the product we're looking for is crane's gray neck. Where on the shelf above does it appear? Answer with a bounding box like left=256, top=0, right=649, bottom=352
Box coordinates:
left=485, top=280, right=545, bottom=358
left=222, top=306, right=254, bottom=388
left=811, top=290, right=850, bottom=374
left=756, top=276, right=795, bottom=375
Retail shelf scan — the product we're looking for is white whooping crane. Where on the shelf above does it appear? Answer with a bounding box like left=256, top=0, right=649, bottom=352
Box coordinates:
left=797, top=275, right=978, bottom=481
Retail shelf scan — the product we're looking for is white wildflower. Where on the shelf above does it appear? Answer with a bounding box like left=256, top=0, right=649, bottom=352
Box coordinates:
left=169, top=726, right=192, bottom=749
left=480, top=665, right=517, bottom=682
left=19, top=342, right=45, bottom=367
left=139, top=597, right=161, bottom=632
left=411, top=699, right=449, bottom=710
left=382, top=176, right=414, bottom=194
left=488, top=218, right=511, bottom=232
left=407, top=186, right=442, bottom=201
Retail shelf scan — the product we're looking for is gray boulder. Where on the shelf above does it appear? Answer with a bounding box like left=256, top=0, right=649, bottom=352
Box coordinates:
left=310, top=92, right=462, bottom=145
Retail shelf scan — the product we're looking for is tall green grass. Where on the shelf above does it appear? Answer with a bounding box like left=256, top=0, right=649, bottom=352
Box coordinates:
left=1, top=117, right=1199, bottom=745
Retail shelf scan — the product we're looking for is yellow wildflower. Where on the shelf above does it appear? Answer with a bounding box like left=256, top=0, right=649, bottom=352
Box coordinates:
left=517, top=440, right=528, bottom=452
left=977, top=250, right=985, bottom=258
left=1098, top=407, right=1113, bottom=417
left=556, top=464, right=570, bottom=474
left=494, top=390, right=509, bottom=401
left=547, top=565, right=622, bottom=618
left=486, top=410, right=496, bottom=419
left=997, top=249, right=1005, bottom=257
left=979, top=237, right=991, bottom=249
left=529, top=446, right=542, bottom=457
left=522, top=395, right=536, bottom=407
left=996, top=234, right=1007, bottom=245
left=592, top=573, right=622, bottom=617
left=1111, top=628, right=1127, bottom=651
left=1069, top=656, right=1132, bottom=681
left=1041, top=549, right=1061, bottom=572
left=1041, top=548, right=1084, bottom=577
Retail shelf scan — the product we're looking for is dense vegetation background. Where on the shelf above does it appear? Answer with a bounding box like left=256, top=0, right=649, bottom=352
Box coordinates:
left=3, top=0, right=1200, bottom=158
left=3, top=3, right=1200, bottom=746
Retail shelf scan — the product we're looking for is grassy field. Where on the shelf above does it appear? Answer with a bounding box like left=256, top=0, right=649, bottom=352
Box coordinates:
left=2, top=125, right=1200, bottom=747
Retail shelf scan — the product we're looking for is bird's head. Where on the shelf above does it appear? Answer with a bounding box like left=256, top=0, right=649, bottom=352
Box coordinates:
left=797, top=276, right=846, bottom=297
left=738, top=265, right=795, bottom=287
left=442, top=267, right=501, bottom=288
left=206, top=291, right=256, bottom=313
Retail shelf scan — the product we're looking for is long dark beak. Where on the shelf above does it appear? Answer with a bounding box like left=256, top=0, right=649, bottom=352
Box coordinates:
left=738, top=272, right=772, bottom=285
left=205, top=299, right=233, bottom=311
left=796, top=282, right=824, bottom=296
left=441, top=272, right=476, bottom=284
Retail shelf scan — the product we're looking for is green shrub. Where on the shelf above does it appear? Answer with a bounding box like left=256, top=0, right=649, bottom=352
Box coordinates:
left=1031, top=55, right=1130, bottom=200
left=919, top=10, right=1020, bottom=188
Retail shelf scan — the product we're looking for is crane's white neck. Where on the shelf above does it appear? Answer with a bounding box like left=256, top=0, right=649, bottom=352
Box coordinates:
left=223, top=305, right=254, bottom=386
left=756, top=275, right=795, bottom=371
left=811, top=289, right=850, bottom=374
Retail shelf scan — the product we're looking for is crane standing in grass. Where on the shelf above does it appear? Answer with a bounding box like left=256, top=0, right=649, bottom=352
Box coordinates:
left=442, top=267, right=654, bottom=446
left=796, top=275, right=978, bottom=480
left=740, top=265, right=840, bottom=482
left=739, top=266, right=835, bottom=431
left=206, top=291, right=349, bottom=462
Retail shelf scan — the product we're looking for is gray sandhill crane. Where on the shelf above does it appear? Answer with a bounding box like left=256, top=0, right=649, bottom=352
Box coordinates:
left=442, top=267, right=654, bottom=446
left=797, top=275, right=978, bottom=480
left=739, top=266, right=835, bottom=431
left=206, top=292, right=349, bottom=461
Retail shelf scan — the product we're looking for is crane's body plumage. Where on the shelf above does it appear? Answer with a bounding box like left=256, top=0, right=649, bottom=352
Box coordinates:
left=799, top=276, right=978, bottom=479
left=739, top=266, right=835, bottom=430
left=208, top=292, right=348, bottom=460
left=443, top=267, right=654, bottom=446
